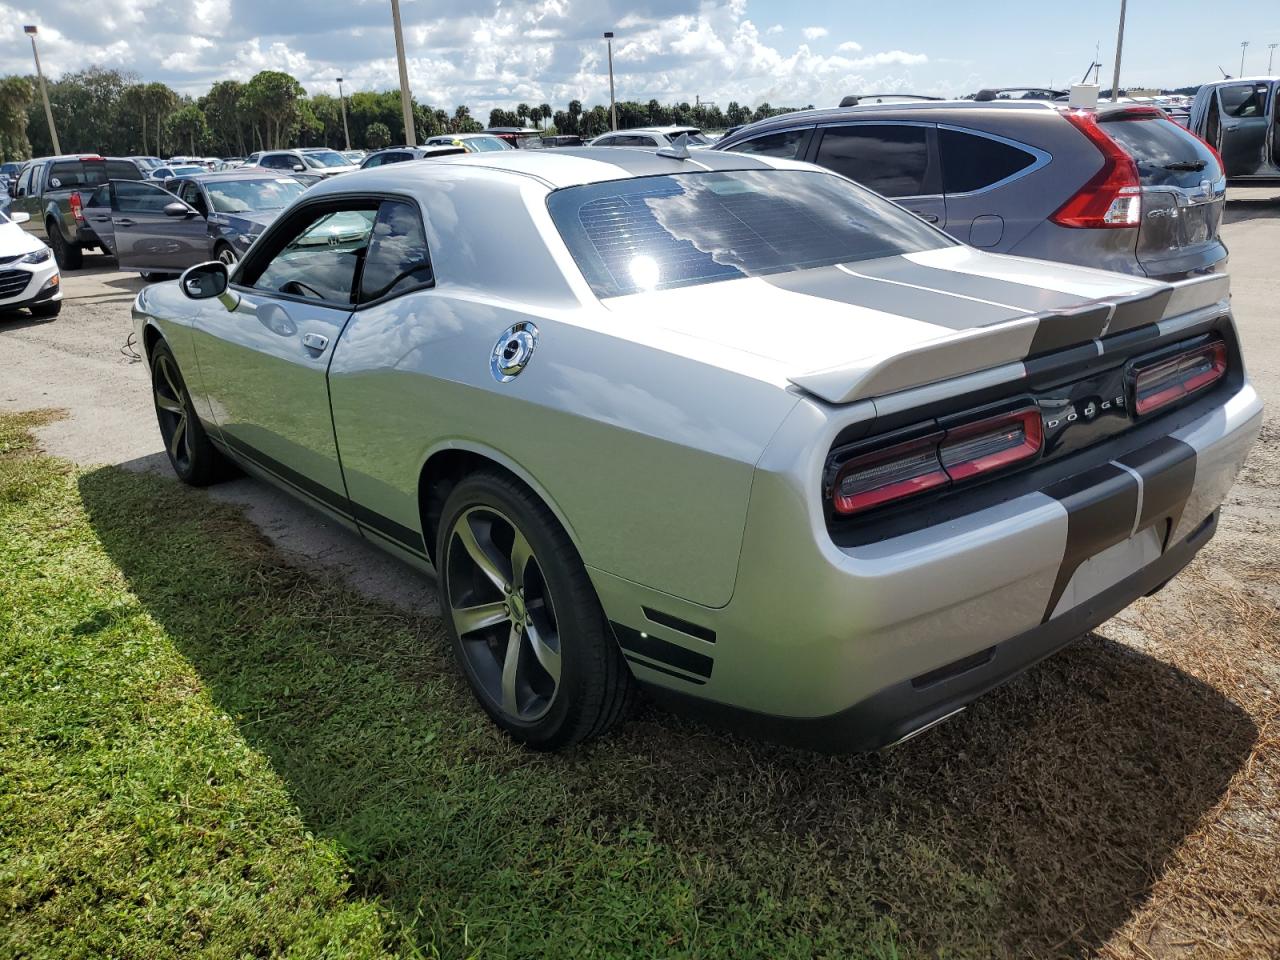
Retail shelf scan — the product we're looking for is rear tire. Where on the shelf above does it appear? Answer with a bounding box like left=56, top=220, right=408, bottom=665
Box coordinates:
left=46, top=226, right=83, bottom=271
left=149, top=339, right=228, bottom=487
left=29, top=300, right=61, bottom=319
left=436, top=471, right=635, bottom=750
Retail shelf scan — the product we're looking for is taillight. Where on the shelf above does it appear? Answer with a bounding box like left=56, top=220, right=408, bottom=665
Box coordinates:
left=1051, top=110, right=1142, bottom=229
left=832, top=407, right=1044, bottom=516
left=69, top=191, right=84, bottom=223
left=1131, top=341, right=1227, bottom=416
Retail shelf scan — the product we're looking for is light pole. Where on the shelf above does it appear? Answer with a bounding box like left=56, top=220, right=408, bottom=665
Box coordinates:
left=389, top=0, right=417, bottom=146
left=24, top=26, right=61, bottom=155
left=604, top=31, right=617, bottom=131
left=1110, top=0, right=1127, bottom=102
left=1269, top=43, right=1278, bottom=74
left=1240, top=41, right=1249, bottom=78
left=336, top=77, right=351, bottom=150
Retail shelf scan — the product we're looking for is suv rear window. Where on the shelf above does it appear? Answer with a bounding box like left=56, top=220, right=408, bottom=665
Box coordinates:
left=547, top=169, right=953, bottom=298
left=1100, top=116, right=1222, bottom=189
left=47, top=159, right=141, bottom=188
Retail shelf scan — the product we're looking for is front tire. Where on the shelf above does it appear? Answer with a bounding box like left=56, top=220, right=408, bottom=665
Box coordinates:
left=47, top=227, right=83, bottom=271
left=437, top=471, right=634, bottom=750
left=215, top=243, right=238, bottom=266
left=29, top=299, right=61, bottom=319
left=149, top=340, right=227, bottom=486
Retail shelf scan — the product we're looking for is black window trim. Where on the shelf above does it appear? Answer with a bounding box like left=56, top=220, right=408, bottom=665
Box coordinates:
left=229, top=191, right=436, bottom=311
left=810, top=119, right=943, bottom=200
left=935, top=122, right=1051, bottom=198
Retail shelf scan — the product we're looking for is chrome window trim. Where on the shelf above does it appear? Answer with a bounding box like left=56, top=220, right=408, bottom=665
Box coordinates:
left=935, top=123, right=1051, bottom=198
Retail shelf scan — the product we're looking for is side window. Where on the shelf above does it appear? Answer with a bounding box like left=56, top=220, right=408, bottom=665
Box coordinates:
left=594, top=136, right=618, bottom=147
left=1218, top=83, right=1268, bottom=118
left=244, top=204, right=378, bottom=305
left=938, top=128, right=1038, bottom=194
left=727, top=128, right=809, bottom=159
left=179, top=181, right=208, bottom=216
left=16, top=165, right=34, bottom=197
left=814, top=124, right=932, bottom=197
left=358, top=200, right=434, bottom=302
left=363, top=154, right=383, bottom=168
left=383, top=152, right=412, bottom=164
left=87, top=184, right=111, bottom=208
left=114, top=181, right=180, bottom=214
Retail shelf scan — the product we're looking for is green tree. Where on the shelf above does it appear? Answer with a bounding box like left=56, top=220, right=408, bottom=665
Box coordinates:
left=240, top=71, right=306, bottom=150
left=516, top=103, right=530, bottom=125
left=165, top=102, right=208, bottom=155
left=365, top=121, right=391, bottom=149
left=538, top=102, right=552, bottom=130
left=201, top=80, right=248, bottom=155
left=0, top=75, right=34, bottom=161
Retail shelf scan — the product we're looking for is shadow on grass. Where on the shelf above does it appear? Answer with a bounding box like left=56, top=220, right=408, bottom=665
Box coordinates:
left=78, top=464, right=1258, bottom=958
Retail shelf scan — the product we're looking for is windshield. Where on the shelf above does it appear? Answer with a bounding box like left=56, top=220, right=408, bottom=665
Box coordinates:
left=206, top=177, right=306, bottom=213
left=466, top=136, right=512, bottom=153
left=303, top=150, right=352, bottom=169
left=548, top=169, right=953, bottom=298
left=170, top=166, right=206, bottom=177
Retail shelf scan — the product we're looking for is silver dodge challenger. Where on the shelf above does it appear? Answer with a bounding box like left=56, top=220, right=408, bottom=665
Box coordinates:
left=132, top=147, right=1262, bottom=751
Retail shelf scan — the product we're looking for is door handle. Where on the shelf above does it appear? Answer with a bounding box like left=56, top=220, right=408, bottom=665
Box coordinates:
left=90, top=215, right=110, bottom=222
left=912, top=211, right=940, bottom=223
left=116, top=218, right=136, bottom=227
left=301, top=332, right=329, bottom=352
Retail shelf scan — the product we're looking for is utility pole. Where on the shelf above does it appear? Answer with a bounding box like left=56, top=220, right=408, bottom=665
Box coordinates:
left=1110, top=0, right=1127, bottom=101
left=336, top=77, right=351, bottom=150
left=389, top=0, right=417, bottom=146
left=604, top=32, right=617, bottom=131
left=1269, top=43, right=1278, bottom=74
left=1240, top=41, right=1249, bottom=78
left=24, top=26, right=60, bottom=155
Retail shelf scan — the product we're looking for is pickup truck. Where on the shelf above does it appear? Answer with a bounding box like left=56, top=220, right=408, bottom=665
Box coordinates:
left=10, top=155, right=144, bottom=270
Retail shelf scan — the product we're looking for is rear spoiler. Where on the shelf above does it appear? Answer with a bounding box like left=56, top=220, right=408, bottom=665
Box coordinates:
left=788, top=273, right=1230, bottom=405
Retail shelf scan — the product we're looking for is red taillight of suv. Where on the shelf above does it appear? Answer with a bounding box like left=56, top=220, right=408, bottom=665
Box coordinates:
left=1050, top=110, right=1142, bottom=229
left=68, top=191, right=84, bottom=223
left=1131, top=341, right=1227, bottom=416
left=832, top=407, right=1044, bottom=515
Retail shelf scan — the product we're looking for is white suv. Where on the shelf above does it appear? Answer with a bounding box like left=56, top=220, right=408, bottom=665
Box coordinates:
left=250, top=148, right=358, bottom=178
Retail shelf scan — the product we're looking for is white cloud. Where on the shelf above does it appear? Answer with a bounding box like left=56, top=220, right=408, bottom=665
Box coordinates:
left=766, top=24, right=784, bottom=35
left=837, top=40, right=863, bottom=53
left=802, top=26, right=829, bottom=40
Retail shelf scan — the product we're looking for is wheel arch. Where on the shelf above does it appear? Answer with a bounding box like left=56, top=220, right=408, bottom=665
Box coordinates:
left=416, top=440, right=586, bottom=567
left=141, top=321, right=166, bottom=362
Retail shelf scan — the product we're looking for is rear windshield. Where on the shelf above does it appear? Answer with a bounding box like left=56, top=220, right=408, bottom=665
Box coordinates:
left=1101, top=117, right=1222, bottom=189
left=47, top=159, right=141, bottom=188
left=547, top=169, right=954, bottom=298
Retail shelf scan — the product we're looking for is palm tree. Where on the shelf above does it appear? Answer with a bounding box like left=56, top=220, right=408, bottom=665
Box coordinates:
left=538, top=102, right=552, bottom=130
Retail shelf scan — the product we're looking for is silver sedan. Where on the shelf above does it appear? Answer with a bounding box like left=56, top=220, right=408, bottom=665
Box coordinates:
left=132, top=148, right=1261, bottom=751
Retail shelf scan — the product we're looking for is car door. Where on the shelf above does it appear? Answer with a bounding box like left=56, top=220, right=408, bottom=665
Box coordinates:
left=188, top=198, right=378, bottom=510
left=1215, top=81, right=1269, bottom=176
left=809, top=122, right=946, bottom=226
left=12, top=163, right=43, bottom=237
left=936, top=125, right=1047, bottom=249
left=82, top=184, right=116, bottom=254
left=109, top=180, right=211, bottom=272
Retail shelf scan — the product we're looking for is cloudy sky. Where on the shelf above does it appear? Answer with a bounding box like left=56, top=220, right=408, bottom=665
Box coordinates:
left=1, top=0, right=1272, bottom=111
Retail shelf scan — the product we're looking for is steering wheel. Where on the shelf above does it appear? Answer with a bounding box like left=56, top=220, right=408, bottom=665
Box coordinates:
left=280, top=280, right=323, bottom=300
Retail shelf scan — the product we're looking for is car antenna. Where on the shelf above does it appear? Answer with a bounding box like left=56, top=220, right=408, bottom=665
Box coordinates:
left=656, top=133, right=692, bottom=160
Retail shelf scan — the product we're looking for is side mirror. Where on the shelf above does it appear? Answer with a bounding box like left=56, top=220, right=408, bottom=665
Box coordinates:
left=180, top=261, right=230, bottom=300
left=11, top=211, right=29, bottom=224
left=164, top=201, right=194, bottom=219
left=293, top=164, right=306, bottom=172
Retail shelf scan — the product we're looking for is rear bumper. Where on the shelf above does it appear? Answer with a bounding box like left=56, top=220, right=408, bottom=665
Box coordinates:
left=594, top=381, right=1262, bottom=750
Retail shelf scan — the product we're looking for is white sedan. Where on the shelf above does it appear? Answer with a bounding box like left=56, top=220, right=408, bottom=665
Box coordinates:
left=0, top=212, right=61, bottom=319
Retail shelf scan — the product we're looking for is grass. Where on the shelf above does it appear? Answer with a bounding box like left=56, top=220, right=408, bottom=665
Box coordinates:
left=1, top=408, right=1277, bottom=958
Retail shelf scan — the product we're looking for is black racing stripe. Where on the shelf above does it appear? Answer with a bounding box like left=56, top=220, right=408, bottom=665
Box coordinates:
left=1104, top=287, right=1174, bottom=335
left=1042, top=463, right=1141, bottom=621
left=221, top=432, right=351, bottom=515
left=624, top=655, right=708, bottom=686
left=1022, top=341, right=1103, bottom=379
left=763, top=265, right=1020, bottom=329
left=1117, top=436, right=1197, bottom=545
left=1026, top=305, right=1112, bottom=356
left=611, top=621, right=713, bottom=679
left=220, top=432, right=426, bottom=557
left=1098, top=323, right=1163, bottom=355
left=851, top=257, right=1095, bottom=312
left=642, top=607, right=717, bottom=644
left=351, top=502, right=427, bottom=556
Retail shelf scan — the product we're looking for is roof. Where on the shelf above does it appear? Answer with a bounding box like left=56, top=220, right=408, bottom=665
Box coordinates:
left=1196, top=76, right=1279, bottom=88
left=173, top=169, right=295, bottom=182
left=306, top=145, right=784, bottom=193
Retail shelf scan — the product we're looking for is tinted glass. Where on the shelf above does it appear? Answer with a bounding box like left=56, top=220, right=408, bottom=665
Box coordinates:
left=114, top=181, right=178, bottom=213
left=251, top=207, right=377, bottom=305
left=939, top=128, right=1038, bottom=193
left=467, top=136, right=511, bottom=152
left=727, top=128, right=809, bottom=159
left=303, top=150, right=351, bottom=168
left=87, top=184, right=110, bottom=208
left=47, top=160, right=142, bottom=188
left=359, top=200, right=434, bottom=302
left=814, top=124, right=931, bottom=197
left=1218, top=83, right=1268, bottom=118
left=262, top=155, right=294, bottom=169
left=548, top=170, right=953, bottom=299
left=1101, top=117, right=1222, bottom=188
left=205, top=177, right=305, bottom=213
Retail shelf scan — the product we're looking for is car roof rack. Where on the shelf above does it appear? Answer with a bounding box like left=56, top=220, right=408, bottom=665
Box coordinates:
left=837, top=94, right=942, bottom=107
left=971, top=87, right=1068, bottom=102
